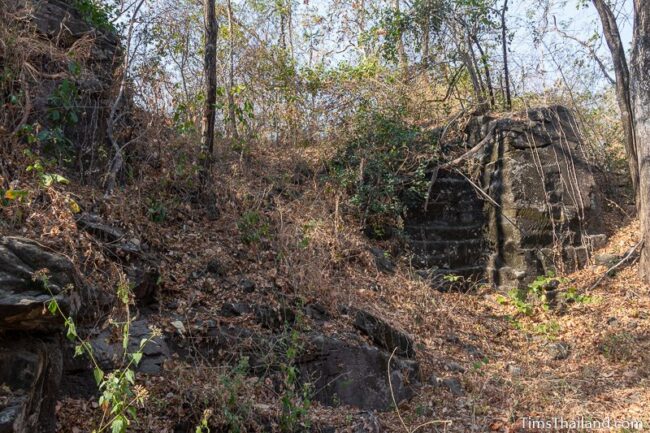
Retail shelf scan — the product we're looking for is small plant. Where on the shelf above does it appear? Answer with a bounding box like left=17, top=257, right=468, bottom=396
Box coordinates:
left=599, top=332, right=637, bottom=362
left=278, top=326, right=311, bottom=433
left=563, top=286, right=594, bottom=304
left=237, top=210, right=270, bottom=244
left=38, top=270, right=157, bottom=433
left=194, top=409, right=212, bottom=433
left=25, top=152, right=70, bottom=188
left=496, top=288, right=534, bottom=316
left=48, top=77, right=80, bottom=126
left=146, top=198, right=167, bottom=223
left=496, top=273, right=560, bottom=316
left=533, top=320, right=561, bottom=340
left=220, top=357, right=251, bottom=433
left=298, top=220, right=317, bottom=249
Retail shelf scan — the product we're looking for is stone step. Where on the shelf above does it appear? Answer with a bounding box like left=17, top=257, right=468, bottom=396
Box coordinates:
left=410, top=209, right=486, bottom=226
left=405, top=224, right=485, bottom=242
left=411, top=252, right=487, bottom=268
left=410, top=238, right=486, bottom=256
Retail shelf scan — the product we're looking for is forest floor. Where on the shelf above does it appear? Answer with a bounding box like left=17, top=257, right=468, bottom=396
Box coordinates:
left=5, top=136, right=648, bottom=433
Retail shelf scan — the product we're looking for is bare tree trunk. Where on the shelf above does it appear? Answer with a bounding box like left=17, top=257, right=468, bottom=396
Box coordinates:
left=200, top=0, right=218, bottom=188
left=451, top=17, right=484, bottom=106
left=393, top=0, right=408, bottom=76
left=593, top=0, right=640, bottom=197
left=500, top=0, right=512, bottom=109
left=472, top=35, right=496, bottom=108
left=422, top=18, right=430, bottom=68
left=104, top=0, right=145, bottom=197
left=467, top=33, right=486, bottom=102
left=632, top=0, right=650, bottom=281
left=226, top=0, right=239, bottom=140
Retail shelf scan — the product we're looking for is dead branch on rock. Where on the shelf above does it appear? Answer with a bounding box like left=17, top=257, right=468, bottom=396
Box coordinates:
left=588, top=240, right=643, bottom=291
left=424, top=120, right=496, bottom=211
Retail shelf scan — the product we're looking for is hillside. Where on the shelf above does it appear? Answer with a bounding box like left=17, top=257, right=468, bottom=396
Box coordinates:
left=1, top=0, right=649, bottom=432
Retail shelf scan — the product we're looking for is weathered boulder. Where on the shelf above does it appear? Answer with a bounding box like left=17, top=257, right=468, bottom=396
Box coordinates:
left=352, top=309, right=415, bottom=359
left=76, top=213, right=160, bottom=305
left=299, top=334, right=419, bottom=411
left=90, top=319, right=170, bottom=374
left=0, top=336, right=62, bottom=433
left=0, top=237, right=85, bottom=433
left=0, top=237, right=81, bottom=331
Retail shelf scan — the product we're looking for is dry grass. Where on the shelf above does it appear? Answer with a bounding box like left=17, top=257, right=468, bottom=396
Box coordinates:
left=1, top=125, right=641, bottom=431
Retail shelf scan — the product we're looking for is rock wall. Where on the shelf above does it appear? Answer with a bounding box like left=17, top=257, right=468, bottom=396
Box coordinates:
left=3, top=0, right=123, bottom=184
left=0, top=237, right=82, bottom=433
left=406, top=106, right=607, bottom=289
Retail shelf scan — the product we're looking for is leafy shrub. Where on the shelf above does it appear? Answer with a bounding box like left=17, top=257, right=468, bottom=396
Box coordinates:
left=278, top=326, right=311, bottom=432
left=146, top=198, right=167, bottom=223
left=40, top=271, right=157, bottom=433
left=237, top=211, right=270, bottom=244
left=330, top=109, right=438, bottom=238
left=72, top=0, right=116, bottom=31
left=496, top=273, right=560, bottom=316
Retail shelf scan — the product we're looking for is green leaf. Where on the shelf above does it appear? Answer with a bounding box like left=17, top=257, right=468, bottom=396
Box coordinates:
left=47, top=300, right=58, bottom=315
left=41, top=174, right=54, bottom=187
left=4, top=189, right=28, bottom=201
left=65, top=319, right=77, bottom=341
left=93, top=367, right=104, bottom=385
left=74, top=344, right=84, bottom=357
left=131, top=352, right=143, bottom=366
left=111, top=415, right=126, bottom=433
left=124, top=368, right=135, bottom=384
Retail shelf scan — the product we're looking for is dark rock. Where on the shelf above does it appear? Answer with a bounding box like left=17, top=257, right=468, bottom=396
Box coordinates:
left=442, top=377, right=463, bottom=396
left=170, top=324, right=265, bottom=368
left=220, top=302, right=252, bottom=317
left=547, top=342, right=571, bottom=361
left=299, top=334, right=419, bottom=411
left=76, top=214, right=158, bottom=304
left=90, top=319, right=170, bottom=374
left=125, top=263, right=160, bottom=305
left=353, top=309, right=415, bottom=359
left=76, top=213, right=124, bottom=243
left=445, top=334, right=461, bottom=344
left=0, top=335, right=62, bottom=433
left=59, top=342, right=97, bottom=399
left=255, top=305, right=296, bottom=330
left=446, top=361, right=466, bottom=373
left=311, top=426, right=337, bottom=433
left=304, top=303, right=331, bottom=322
left=0, top=237, right=82, bottom=331
left=206, top=260, right=224, bottom=276
left=352, top=412, right=382, bottom=433
left=240, top=279, right=256, bottom=293
left=463, top=344, right=484, bottom=359
left=369, top=247, right=395, bottom=274
left=595, top=253, right=621, bottom=267
left=76, top=213, right=142, bottom=257
left=292, top=160, right=314, bottom=185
